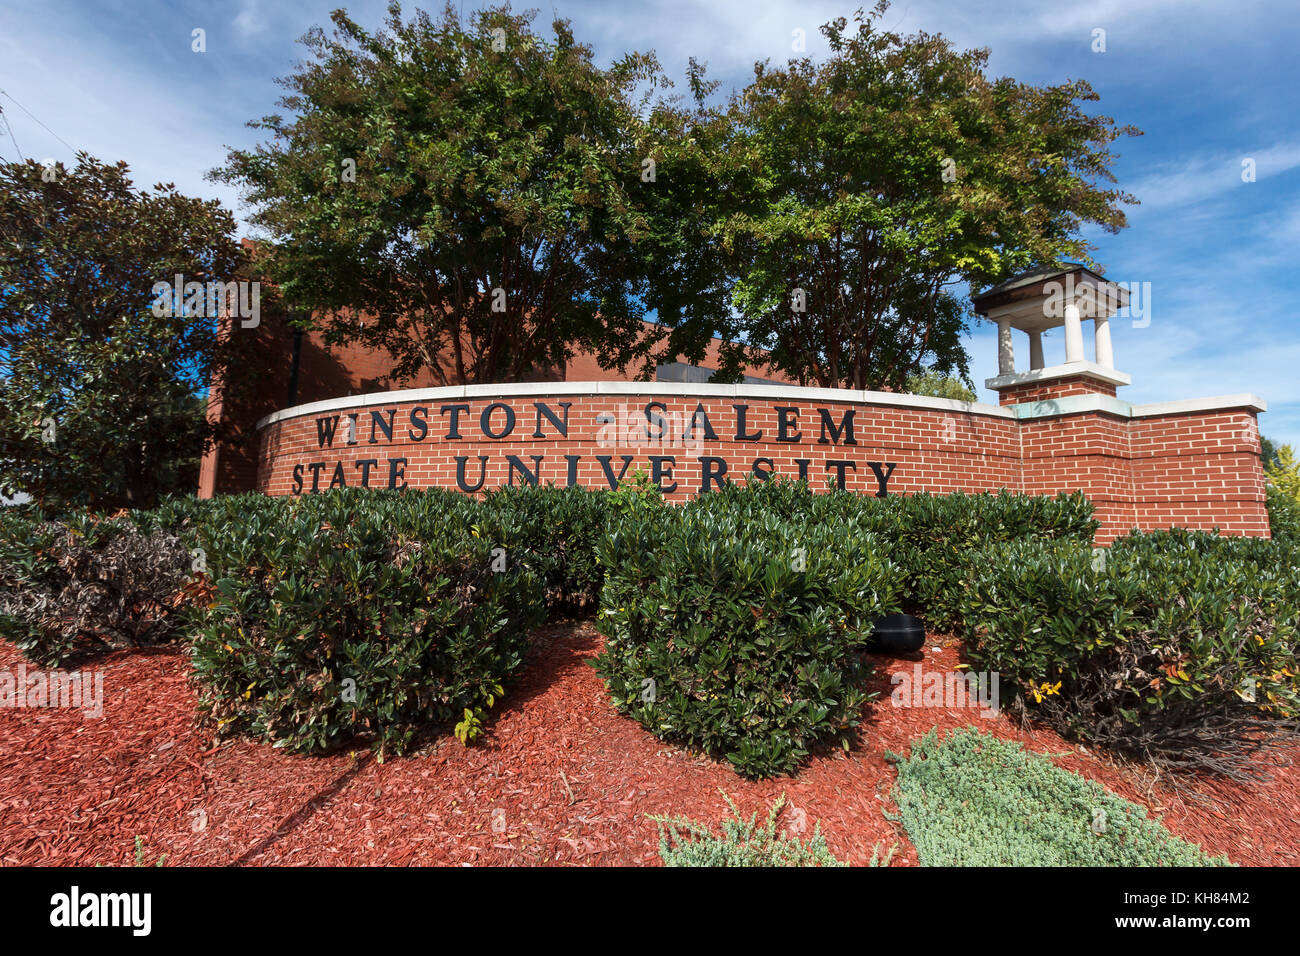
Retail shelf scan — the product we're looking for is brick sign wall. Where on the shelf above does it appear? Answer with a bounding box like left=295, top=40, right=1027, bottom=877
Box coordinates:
left=253, top=382, right=1268, bottom=545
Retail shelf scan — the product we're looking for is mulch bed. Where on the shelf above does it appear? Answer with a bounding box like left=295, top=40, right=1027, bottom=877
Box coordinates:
left=2, top=622, right=1297, bottom=866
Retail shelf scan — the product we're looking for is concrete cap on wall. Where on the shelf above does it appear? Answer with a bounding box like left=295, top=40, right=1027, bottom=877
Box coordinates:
left=254, top=380, right=1017, bottom=430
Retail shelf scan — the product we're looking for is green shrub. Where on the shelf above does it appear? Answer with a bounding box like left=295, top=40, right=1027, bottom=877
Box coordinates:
left=891, top=728, right=1230, bottom=866
left=0, top=508, right=193, bottom=667
left=1106, top=530, right=1300, bottom=764
left=884, top=490, right=1097, bottom=632
left=480, top=484, right=608, bottom=611
left=683, top=480, right=1097, bottom=633
left=0, top=508, right=56, bottom=654
left=961, top=531, right=1300, bottom=775
left=607, top=468, right=665, bottom=520
left=651, top=794, right=847, bottom=867
left=594, top=480, right=1097, bottom=778
left=959, top=538, right=1136, bottom=717
left=1267, top=484, right=1300, bottom=545
left=189, top=488, right=545, bottom=756
left=594, top=498, right=902, bottom=778
left=133, top=493, right=212, bottom=539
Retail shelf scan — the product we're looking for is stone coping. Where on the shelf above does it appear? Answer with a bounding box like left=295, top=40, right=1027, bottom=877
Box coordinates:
left=1009, top=393, right=1267, bottom=421
left=1131, top=394, right=1267, bottom=417
left=985, top=361, right=1133, bottom=391
left=255, top=380, right=1267, bottom=431
left=255, top=381, right=1016, bottom=430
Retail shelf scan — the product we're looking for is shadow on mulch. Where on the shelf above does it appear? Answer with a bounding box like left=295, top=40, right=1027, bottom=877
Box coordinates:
left=385, top=618, right=602, bottom=757
left=483, top=618, right=602, bottom=723
left=232, top=752, right=375, bottom=865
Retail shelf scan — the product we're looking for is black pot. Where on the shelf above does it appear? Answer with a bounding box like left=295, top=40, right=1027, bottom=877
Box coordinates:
left=869, top=613, right=926, bottom=653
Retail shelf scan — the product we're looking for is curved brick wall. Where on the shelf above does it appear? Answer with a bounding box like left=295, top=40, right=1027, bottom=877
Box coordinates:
left=253, top=382, right=1269, bottom=545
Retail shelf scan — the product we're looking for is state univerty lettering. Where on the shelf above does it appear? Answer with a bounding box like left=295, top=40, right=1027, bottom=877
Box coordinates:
left=290, top=400, right=898, bottom=496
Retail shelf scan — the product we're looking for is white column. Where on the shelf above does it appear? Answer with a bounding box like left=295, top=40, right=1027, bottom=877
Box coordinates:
left=1094, top=315, right=1114, bottom=368
left=997, top=318, right=1015, bottom=375
left=1063, top=303, right=1085, bottom=364
left=1029, top=331, right=1045, bottom=370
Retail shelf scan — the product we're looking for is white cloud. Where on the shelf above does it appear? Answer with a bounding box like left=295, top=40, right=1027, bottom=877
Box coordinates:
left=1125, top=142, right=1300, bottom=213
left=234, top=1, right=266, bottom=38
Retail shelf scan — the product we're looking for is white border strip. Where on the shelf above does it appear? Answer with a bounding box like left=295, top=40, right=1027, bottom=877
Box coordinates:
left=985, top=361, right=1133, bottom=391
left=255, top=381, right=1016, bottom=430
left=1131, top=394, right=1267, bottom=417
left=1009, top=392, right=1267, bottom=421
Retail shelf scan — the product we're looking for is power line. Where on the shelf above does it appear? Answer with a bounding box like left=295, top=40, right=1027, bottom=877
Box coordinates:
left=0, top=88, right=77, bottom=155
left=0, top=107, right=25, bottom=162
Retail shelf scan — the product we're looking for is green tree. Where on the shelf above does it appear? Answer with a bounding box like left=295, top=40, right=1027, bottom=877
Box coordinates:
left=1261, top=434, right=1281, bottom=470
left=630, top=58, right=746, bottom=381
left=213, top=2, right=726, bottom=386
left=0, top=154, right=249, bottom=512
left=710, top=3, right=1140, bottom=390
left=1266, top=444, right=1300, bottom=503
left=904, top=369, right=977, bottom=402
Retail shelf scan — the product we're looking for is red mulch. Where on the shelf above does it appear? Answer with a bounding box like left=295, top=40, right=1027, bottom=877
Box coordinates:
left=2, top=623, right=1298, bottom=866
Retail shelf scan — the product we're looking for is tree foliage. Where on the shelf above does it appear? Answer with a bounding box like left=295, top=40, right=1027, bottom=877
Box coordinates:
left=1261, top=434, right=1282, bottom=471
left=212, top=2, right=1139, bottom=391
left=213, top=2, right=727, bottom=385
left=0, top=154, right=249, bottom=512
left=1265, top=443, right=1300, bottom=503
left=904, top=369, right=977, bottom=401
left=707, top=3, right=1140, bottom=390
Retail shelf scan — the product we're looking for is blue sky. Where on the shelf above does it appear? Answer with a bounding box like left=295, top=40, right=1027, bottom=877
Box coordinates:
left=2, top=0, right=1297, bottom=445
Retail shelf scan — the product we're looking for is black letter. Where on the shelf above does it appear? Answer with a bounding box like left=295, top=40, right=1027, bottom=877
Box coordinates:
left=825, top=460, right=856, bottom=490
left=683, top=403, right=719, bottom=442
left=455, top=456, right=489, bottom=492
left=565, top=454, right=581, bottom=487
left=817, top=408, right=857, bottom=445
left=597, top=455, right=634, bottom=489
left=733, top=405, right=762, bottom=441
left=440, top=404, right=470, bottom=439
left=699, top=456, right=728, bottom=491
left=649, top=455, right=677, bottom=493
left=368, top=409, right=395, bottom=444
left=776, top=407, right=801, bottom=442
left=408, top=407, right=428, bottom=441
left=507, top=455, right=543, bottom=486
left=751, top=458, right=774, bottom=480
left=315, top=416, right=339, bottom=448
left=481, top=402, right=516, bottom=439
left=387, top=457, right=408, bottom=490
left=645, top=401, right=668, bottom=442
left=307, top=462, right=326, bottom=493
left=329, top=462, right=348, bottom=489
left=533, top=402, right=570, bottom=438
left=356, top=459, right=379, bottom=487
left=291, top=464, right=304, bottom=495
left=868, top=462, right=897, bottom=498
